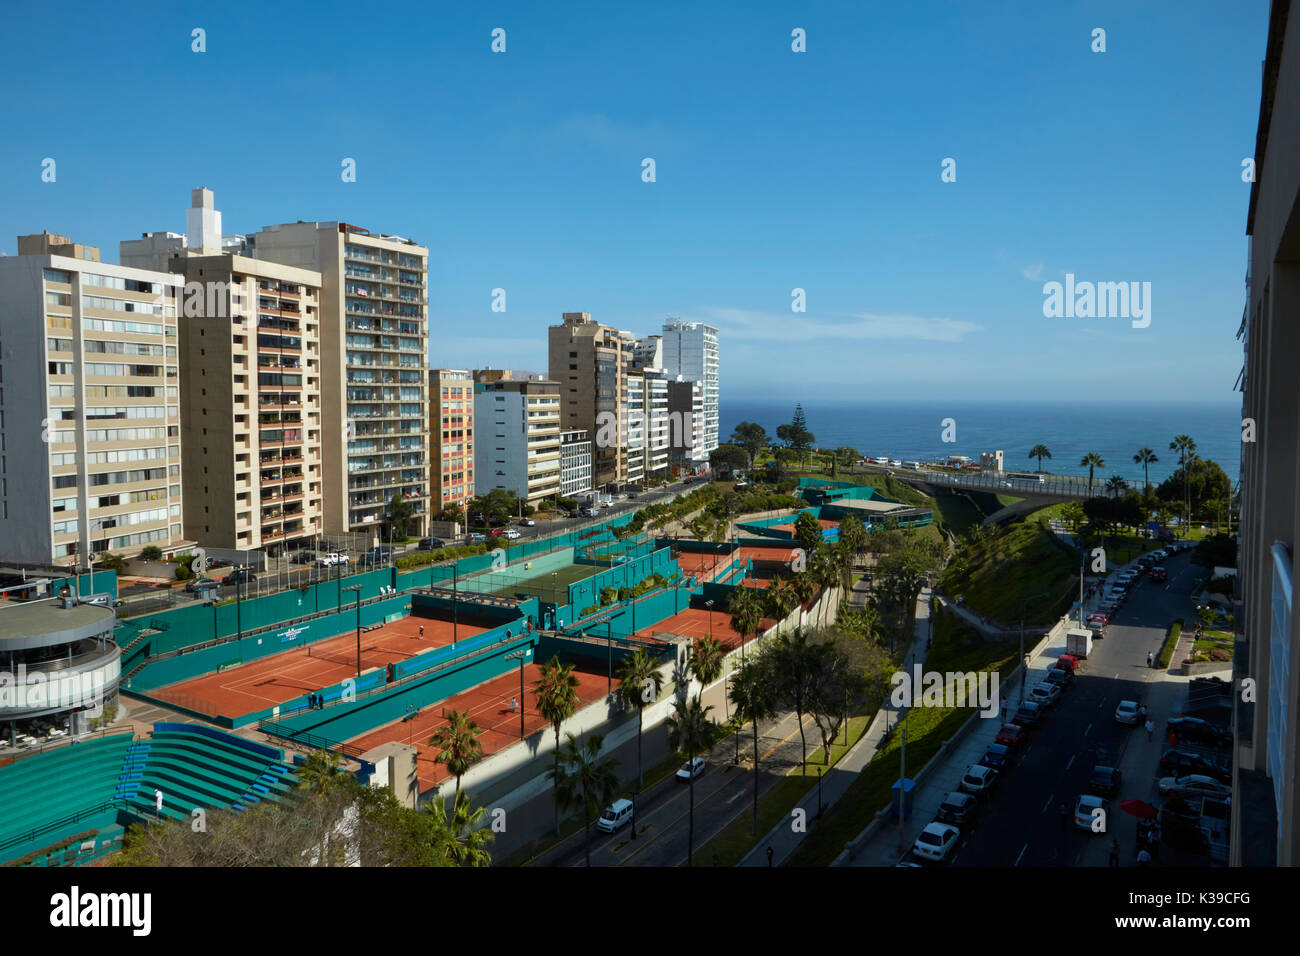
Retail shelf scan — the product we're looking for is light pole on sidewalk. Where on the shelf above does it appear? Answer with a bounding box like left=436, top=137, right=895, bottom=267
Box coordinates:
left=1018, top=590, right=1053, bottom=705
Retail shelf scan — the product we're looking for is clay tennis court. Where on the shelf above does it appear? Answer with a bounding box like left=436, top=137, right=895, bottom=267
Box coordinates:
left=152, top=614, right=488, bottom=719
left=348, top=657, right=615, bottom=791
left=632, top=606, right=775, bottom=653
left=676, top=545, right=803, bottom=585
left=766, top=517, right=840, bottom=535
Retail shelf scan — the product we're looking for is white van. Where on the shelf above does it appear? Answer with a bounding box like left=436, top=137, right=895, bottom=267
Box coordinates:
left=595, top=798, right=633, bottom=833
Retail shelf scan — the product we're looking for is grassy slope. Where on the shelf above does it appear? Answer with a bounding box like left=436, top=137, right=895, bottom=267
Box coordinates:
left=939, top=521, right=1078, bottom=624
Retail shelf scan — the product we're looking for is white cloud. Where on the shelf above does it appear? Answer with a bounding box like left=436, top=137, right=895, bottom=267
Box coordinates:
left=1020, top=263, right=1045, bottom=281
left=693, top=307, right=983, bottom=343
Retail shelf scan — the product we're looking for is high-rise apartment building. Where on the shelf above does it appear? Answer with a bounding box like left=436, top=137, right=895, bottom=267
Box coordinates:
left=0, top=233, right=188, bottom=566
left=548, top=312, right=633, bottom=490
left=472, top=371, right=561, bottom=504
left=244, top=221, right=430, bottom=539
left=667, top=377, right=707, bottom=475
left=430, top=369, right=474, bottom=515
left=660, top=318, right=719, bottom=458
left=121, top=190, right=325, bottom=552
left=1235, top=0, right=1299, bottom=867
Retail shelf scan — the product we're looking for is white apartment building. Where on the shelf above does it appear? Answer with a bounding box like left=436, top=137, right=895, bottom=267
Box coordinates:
left=560, top=429, right=593, bottom=499
left=0, top=233, right=188, bottom=566
left=660, top=318, right=718, bottom=457
left=473, top=372, right=561, bottom=504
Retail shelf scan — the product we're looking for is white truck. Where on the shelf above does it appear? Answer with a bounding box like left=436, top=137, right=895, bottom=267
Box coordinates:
left=1065, top=627, right=1094, bottom=659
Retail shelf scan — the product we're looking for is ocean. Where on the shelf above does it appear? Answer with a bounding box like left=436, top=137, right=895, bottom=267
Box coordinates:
left=719, top=400, right=1241, bottom=487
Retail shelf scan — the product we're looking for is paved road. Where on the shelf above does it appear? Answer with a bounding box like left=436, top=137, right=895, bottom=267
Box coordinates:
left=946, top=546, right=1216, bottom=867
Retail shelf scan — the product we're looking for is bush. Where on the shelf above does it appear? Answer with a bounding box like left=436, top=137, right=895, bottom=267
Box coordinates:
left=97, top=552, right=126, bottom=571
left=174, top=563, right=192, bottom=581
left=580, top=605, right=598, bottom=618
left=139, top=546, right=163, bottom=561
left=394, top=544, right=487, bottom=570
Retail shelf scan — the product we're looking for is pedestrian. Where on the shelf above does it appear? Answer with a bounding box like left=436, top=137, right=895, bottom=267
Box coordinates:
left=1059, top=802, right=1069, bottom=832
left=1139, top=704, right=1148, bottom=721
left=1136, top=847, right=1151, bottom=867
left=1169, top=729, right=1177, bottom=747
left=1147, top=651, right=1154, bottom=668
left=1145, top=718, right=1155, bottom=742
left=155, top=788, right=163, bottom=813
left=419, top=624, right=424, bottom=638
left=1109, top=839, right=1120, bottom=867
left=511, top=697, right=518, bottom=713
left=765, top=845, right=774, bottom=867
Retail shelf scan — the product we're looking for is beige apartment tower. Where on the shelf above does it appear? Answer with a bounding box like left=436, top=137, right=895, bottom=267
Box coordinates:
left=0, top=233, right=188, bottom=566
left=121, top=190, right=326, bottom=551
left=245, top=221, right=430, bottom=540
left=547, top=312, right=633, bottom=490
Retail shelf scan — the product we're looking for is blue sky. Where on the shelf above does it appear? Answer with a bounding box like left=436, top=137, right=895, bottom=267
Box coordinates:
left=0, top=1, right=1267, bottom=402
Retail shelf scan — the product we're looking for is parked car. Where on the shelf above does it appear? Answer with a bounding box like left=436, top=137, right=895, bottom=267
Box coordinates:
left=488, top=528, right=505, bottom=538
left=1158, top=774, right=1233, bottom=800
left=185, top=577, right=220, bottom=594
left=519, top=518, right=536, bottom=527
left=468, top=533, right=487, bottom=544
left=934, top=791, right=979, bottom=827
left=676, top=757, right=706, bottom=781
left=1167, top=716, right=1232, bottom=747
left=1150, top=567, right=1168, bottom=582
left=979, top=743, right=1015, bottom=772
left=994, top=723, right=1026, bottom=749
left=912, top=822, right=961, bottom=863
left=417, top=538, right=447, bottom=551
left=1086, top=612, right=1109, bottom=626
left=959, top=764, right=998, bottom=798
left=1029, top=683, right=1062, bottom=709
left=1012, top=701, right=1045, bottom=727
left=316, top=552, right=345, bottom=567
left=1043, top=667, right=1074, bottom=691
left=1115, top=700, right=1142, bottom=725
left=503, top=528, right=522, bottom=540
left=1074, top=794, right=1110, bottom=832
left=1158, top=749, right=1231, bottom=784
left=1088, top=765, right=1123, bottom=797
left=1054, top=654, right=1082, bottom=672
left=221, top=569, right=256, bottom=585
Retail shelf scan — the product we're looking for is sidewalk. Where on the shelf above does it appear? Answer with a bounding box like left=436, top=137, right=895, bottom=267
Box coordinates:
left=739, top=586, right=932, bottom=867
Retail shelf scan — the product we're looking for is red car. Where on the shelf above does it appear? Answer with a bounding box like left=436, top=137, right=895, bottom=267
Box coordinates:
left=1150, top=567, right=1167, bottom=582
left=488, top=528, right=505, bottom=537
left=1086, top=612, right=1109, bottom=626
left=995, top=723, right=1026, bottom=750
left=1054, top=654, right=1082, bottom=672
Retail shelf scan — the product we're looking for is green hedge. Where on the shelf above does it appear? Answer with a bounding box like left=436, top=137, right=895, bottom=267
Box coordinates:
left=394, top=544, right=488, bottom=570
left=1158, top=618, right=1183, bottom=668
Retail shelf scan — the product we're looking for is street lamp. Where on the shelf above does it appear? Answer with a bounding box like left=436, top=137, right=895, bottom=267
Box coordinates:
left=344, top=585, right=362, bottom=677
left=1018, top=591, right=1053, bottom=705
left=705, top=600, right=714, bottom=645
left=505, top=647, right=530, bottom=740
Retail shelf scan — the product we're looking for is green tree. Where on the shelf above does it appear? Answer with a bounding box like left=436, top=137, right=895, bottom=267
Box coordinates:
left=387, top=493, right=414, bottom=539
left=666, top=696, right=714, bottom=865
left=767, top=628, right=818, bottom=775
left=1133, top=447, right=1159, bottom=492
left=534, top=656, right=580, bottom=835
left=1028, top=444, right=1052, bottom=473
left=97, top=552, right=126, bottom=571
left=1105, top=475, right=1128, bottom=496
left=428, top=710, right=484, bottom=797
left=689, top=634, right=726, bottom=717
left=730, top=422, right=770, bottom=469
left=837, top=513, right=868, bottom=565
left=794, top=511, right=825, bottom=558
left=761, top=576, right=796, bottom=621
left=1080, top=452, right=1106, bottom=494
left=547, top=731, right=620, bottom=867
left=139, top=546, right=163, bottom=561
left=776, top=404, right=815, bottom=467
left=1169, top=435, right=1197, bottom=529
left=709, top=443, right=749, bottom=479
left=424, top=789, right=494, bottom=866
left=729, top=657, right=778, bottom=834
left=616, top=647, right=665, bottom=789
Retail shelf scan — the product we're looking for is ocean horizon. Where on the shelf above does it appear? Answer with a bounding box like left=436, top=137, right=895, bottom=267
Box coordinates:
left=719, top=399, right=1241, bottom=488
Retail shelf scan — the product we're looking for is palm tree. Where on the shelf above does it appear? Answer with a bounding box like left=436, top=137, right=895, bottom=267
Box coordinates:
left=295, top=748, right=352, bottom=796
left=428, top=709, right=484, bottom=796
left=534, top=656, right=580, bottom=834
left=666, top=696, right=714, bottom=866
left=1133, top=447, right=1158, bottom=492
left=809, top=546, right=840, bottom=628
left=615, top=647, right=664, bottom=789
left=729, top=657, right=777, bottom=835
left=769, top=628, right=816, bottom=776
left=1170, top=435, right=1197, bottom=532
left=1105, top=475, right=1128, bottom=497
left=791, top=571, right=818, bottom=610
left=1080, top=452, right=1105, bottom=494
left=689, top=634, right=726, bottom=718
left=548, top=731, right=620, bottom=867
left=424, top=789, right=494, bottom=866
left=1028, top=444, right=1052, bottom=473
left=763, top=577, right=797, bottom=622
